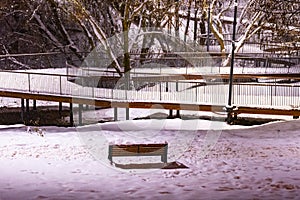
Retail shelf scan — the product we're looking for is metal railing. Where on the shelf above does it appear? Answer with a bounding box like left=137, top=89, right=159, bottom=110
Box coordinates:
left=0, top=70, right=300, bottom=109
left=233, top=83, right=300, bottom=108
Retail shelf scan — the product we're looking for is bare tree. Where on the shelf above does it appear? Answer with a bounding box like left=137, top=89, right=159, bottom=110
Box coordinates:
left=201, top=0, right=300, bottom=66
left=0, top=0, right=90, bottom=68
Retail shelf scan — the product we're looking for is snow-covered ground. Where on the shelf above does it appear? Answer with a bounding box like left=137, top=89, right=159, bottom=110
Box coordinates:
left=0, top=65, right=299, bottom=199
left=0, top=107, right=300, bottom=200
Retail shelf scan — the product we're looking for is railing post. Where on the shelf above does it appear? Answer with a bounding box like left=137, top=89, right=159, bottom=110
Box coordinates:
left=232, top=83, right=234, bottom=105
left=195, top=83, right=198, bottom=102
left=66, top=61, right=69, bottom=77
left=271, top=85, right=273, bottom=106
left=159, top=82, right=162, bottom=101
left=28, top=73, right=31, bottom=92
left=60, top=75, right=62, bottom=95
left=176, top=81, right=180, bottom=118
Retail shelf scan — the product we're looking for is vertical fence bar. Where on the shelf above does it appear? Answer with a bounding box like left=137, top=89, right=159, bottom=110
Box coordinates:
left=28, top=73, right=31, bottom=92
left=195, top=83, right=198, bottom=102
left=176, top=81, right=180, bottom=118
left=160, top=82, right=162, bottom=101
left=271, top=84, right=273, bottom=106
left=60, top=75, right=62, bottom=95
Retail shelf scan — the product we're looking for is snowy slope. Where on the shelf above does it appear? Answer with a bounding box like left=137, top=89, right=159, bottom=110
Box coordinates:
left=0, top=117, right=299, bottom=200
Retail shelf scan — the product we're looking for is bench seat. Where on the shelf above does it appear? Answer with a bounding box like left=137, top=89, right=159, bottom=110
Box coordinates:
left=108, top=143, right=168, bottom=163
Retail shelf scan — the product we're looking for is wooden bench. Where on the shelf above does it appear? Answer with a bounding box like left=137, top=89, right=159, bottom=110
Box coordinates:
left=108, top=143, right=168, bottom=163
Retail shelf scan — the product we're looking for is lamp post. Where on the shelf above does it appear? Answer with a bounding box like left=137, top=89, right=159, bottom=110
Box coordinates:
left=226, top=0, right=238, bottom=124
left=207, top=0, right=211, bottom=52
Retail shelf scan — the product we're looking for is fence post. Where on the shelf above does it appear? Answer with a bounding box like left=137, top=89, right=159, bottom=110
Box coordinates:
left=66, top=62, right=69, bottom=78
left=28, top=73, right=31, bottom=92
left=159, top=82, right=162, bottom=101
left=271, top=85, right=273, bottom=106
left=60, top=75, right=62, bottom=95
left=176, top=81, right=180, bottom=118
left=195, top=83, right=198, bottom=102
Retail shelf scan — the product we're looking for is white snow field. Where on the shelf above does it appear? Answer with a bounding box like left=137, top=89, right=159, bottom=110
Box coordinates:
left=0, top=111, right=299, bottom=200
left=0, top=67, right=299, bottom=199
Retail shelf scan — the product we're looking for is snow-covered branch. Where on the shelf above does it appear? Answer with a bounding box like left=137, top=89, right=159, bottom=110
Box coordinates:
left=130, top=0, right=149, bottom=19
left=88, top=17, right=123, bottom=75
left=2, top=45, right=30, bottom=69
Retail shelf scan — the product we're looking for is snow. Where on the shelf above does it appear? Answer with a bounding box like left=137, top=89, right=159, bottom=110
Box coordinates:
left=0, top=63, right=300, bottom=199
left=0, top=111, right=300, bottom=199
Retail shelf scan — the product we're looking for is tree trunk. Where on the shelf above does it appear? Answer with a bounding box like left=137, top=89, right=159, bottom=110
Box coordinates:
left=193, top=8, right=199, bottom=43
left=184, top=0, right=193, bottom=42
left=175, top=1, right=180, bottom=38
left=199, top=15, right=206, bottom=45
left=122, top=2, right=131, bottom=90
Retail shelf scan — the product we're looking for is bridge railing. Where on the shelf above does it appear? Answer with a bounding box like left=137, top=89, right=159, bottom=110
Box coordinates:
left=1, top=70, right=300, bottom=109
left=233, top=83, right=300, bottom=108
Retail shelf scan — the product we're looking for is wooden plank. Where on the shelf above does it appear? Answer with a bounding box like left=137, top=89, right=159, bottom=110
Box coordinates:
left=112, top=146, right=139, bottom=153
left=1, top=89, right=300, bottom=117
left=237, top=106, right=300, bottom=116
left=264, top=46, right=300, bottom=53
left=0, top=90, right=112, bottom=107
left=132, top=73, right=300, bottom=82
left=108, top=144, right=168, bottom=163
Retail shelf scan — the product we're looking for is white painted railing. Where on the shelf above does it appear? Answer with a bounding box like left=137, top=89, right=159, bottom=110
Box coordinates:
left=0, top=71, right=300, bottom=109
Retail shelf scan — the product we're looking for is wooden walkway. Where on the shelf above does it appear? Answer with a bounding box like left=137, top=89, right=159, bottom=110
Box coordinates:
left=1, top=89, right=300, bottom=117
left=0, top=70, right=300, bottom=125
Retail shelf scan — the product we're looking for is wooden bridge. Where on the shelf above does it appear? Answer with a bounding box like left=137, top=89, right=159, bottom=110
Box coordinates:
left=0, top=69, right=300, bottom=126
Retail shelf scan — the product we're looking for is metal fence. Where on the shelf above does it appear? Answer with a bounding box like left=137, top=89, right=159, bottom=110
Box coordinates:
left=0, top=70, right=300, bottom=109
left=233, top=83, right=300, bottom=108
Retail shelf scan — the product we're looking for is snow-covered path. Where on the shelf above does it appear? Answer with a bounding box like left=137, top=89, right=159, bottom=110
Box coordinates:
left=0, top=118, right=299, bottom=200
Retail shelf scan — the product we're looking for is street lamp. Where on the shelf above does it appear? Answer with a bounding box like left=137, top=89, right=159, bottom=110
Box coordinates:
left=207, top=0, right=211, bottom=52
left=226, top=0, right=238, bottom=124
